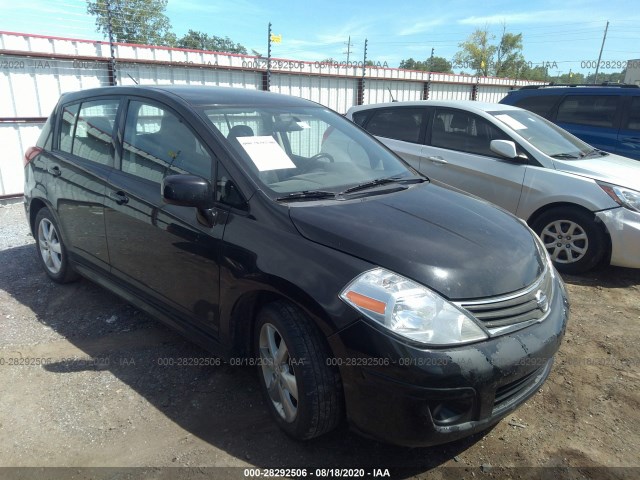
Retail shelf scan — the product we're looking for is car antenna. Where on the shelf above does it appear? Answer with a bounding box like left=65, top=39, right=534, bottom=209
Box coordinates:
left=387, top=87, right=397, bottom=102
left=127, top=74, right=139, bottom=85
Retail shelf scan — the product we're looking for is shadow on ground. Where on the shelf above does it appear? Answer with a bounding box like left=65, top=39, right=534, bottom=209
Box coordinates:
left=0, top=243, right=490, bottom=477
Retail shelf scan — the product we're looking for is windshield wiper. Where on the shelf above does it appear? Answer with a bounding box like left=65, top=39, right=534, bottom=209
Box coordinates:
left=581, top=148, right=609, bottom=158
left=339, top=176, right=420, bottom=196
left=276, top=190, right=336, bottom=202
left=551, top=153, right=580, bottom=159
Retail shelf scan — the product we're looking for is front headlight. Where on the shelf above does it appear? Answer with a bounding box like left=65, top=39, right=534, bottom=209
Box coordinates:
left=597, top=182, right=640, bottom=213
left=339, top=268, right=488, bottom=346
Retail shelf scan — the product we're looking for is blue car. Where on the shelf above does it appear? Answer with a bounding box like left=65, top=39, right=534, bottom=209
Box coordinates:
left=500, top=84, right=640, bottom=160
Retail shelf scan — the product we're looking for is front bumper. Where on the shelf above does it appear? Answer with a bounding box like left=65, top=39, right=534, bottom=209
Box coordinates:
left=328, top=275, right=569, bottom=447
left=596, top=207, right=640, bottom=269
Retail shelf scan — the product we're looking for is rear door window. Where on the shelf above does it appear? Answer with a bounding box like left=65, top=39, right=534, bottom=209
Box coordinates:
left=71, top=99, right=119, bottom=166
left=556, top=95, right=619, bottom=128
left=365, top=108, right=424, bottom=143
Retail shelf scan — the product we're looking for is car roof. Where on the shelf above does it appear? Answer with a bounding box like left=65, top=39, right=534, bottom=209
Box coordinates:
left=59, top=85, right=319, bottom=108
left=505, top=85, right=640, bottom=97
left=348, top=100, right=520, bottom=115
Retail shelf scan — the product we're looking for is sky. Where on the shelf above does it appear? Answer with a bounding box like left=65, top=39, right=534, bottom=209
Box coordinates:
left=0, top=0, right=638, bottom=75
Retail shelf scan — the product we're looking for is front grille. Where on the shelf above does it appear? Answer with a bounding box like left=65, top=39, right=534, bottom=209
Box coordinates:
left=494, top=367, right=541, bottom=406
left=492, top=362, right=551, bottom=413
left=455, top=267, right=553, bottom=336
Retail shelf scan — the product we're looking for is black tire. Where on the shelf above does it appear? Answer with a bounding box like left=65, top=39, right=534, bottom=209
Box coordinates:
left=531, top=207, right=607, bottom=274
left=254, top=301, right=343, bottom=440
left=34, top=208, right=80, bottom=283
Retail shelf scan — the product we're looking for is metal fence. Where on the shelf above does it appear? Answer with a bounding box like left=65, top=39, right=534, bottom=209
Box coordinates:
left=0, top=31, right=543, bottom=197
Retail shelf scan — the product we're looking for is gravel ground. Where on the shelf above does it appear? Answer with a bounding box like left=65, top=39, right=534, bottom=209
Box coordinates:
left=0, top=202, right=639, bottom=480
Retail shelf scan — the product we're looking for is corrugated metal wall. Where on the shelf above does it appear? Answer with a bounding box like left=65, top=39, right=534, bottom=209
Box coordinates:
left=364, top=79, right=423, bottom=104
left=429, top=82, right=473, bottom=100
left=269, top=74, right=358, bottom=113
left=0, top=122, right=41, bottom=196
left=1, top=31, right=542, bottom=196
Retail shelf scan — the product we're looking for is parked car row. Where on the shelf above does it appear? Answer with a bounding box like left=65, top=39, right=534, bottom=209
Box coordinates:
left=346, top=98, right=640, bottom=274
left=24, top=86, right=569, bottom=447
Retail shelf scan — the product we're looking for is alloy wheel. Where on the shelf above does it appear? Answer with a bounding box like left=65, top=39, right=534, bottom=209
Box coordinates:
left=38, top=218, right=63, bottom=274
left=258, top=322, right=298, bottom=423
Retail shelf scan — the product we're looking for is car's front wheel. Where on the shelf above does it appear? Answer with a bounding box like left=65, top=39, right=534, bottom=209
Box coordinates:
left=254, top=301, right=343, bottom=440
left=34, top=208, right=79, bottom=283
left=531, top=207, right=607, bottom=274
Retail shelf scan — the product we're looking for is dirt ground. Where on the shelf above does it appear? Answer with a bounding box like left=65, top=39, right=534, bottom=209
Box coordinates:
left=0, top=201, right=639, bottom=480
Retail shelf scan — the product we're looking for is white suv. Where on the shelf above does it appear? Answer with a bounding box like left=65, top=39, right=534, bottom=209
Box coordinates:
left=346, top=100, right=640, bottom=273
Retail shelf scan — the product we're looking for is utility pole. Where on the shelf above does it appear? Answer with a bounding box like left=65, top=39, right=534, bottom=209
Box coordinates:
left=358, top=39, right=368, bottom=105
left=594, top=21, right=609, bottom=84
left=106, top=0, right=117, bottom=85
left=344, top=36, right=352, bottom=63
left=266, top=22, right=272, bottom=91
left=429, top=47, right=434, bottom=71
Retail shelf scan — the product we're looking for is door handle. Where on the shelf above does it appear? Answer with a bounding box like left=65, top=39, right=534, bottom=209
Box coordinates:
left=47, top=165, right=61, bottom=177
left=109, top=191, right=129, bottom=205
left=426, top=156, right=448, bottom=165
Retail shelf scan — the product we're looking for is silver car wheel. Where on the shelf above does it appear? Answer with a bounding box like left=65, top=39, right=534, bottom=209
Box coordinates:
left=258, top=322, right=298, bottom=423
left=38, top=218, right=63, bottom=274
left=540, top=219, right=589, bottom=264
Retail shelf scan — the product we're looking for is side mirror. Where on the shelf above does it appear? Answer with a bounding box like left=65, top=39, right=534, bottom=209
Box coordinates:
left=162, top=174, right=214, bottom=209
left=490, top=139, right=519, bottom=159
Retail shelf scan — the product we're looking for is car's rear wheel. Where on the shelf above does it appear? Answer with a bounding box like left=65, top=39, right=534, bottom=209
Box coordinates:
left=254, top=301, right=343, bottom=440
left=34, top=208, right=79, bottom=283
left=531, top=207, right=606, bottom=274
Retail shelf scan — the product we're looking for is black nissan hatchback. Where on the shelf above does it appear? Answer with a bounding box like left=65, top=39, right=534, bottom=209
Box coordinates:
left=23, top=86, right=569, bottom=447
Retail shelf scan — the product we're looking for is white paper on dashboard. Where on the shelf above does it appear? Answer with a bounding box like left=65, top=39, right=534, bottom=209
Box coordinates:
left=237, top=136, right=297, bottom=171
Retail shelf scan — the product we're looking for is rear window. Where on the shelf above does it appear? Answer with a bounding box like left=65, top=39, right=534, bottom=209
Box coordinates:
left=556, top=95, right=619, bottom=128
left=512, top=95, right=561, bottom=119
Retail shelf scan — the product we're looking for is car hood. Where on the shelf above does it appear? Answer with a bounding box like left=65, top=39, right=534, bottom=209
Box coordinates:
left=288, top=184, right=544, bottom=300
left=553, top=153, right=640, bottom=191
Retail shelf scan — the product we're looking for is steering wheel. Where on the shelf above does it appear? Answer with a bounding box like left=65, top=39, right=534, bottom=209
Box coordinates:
left=305, top=152, right=335, bottom=172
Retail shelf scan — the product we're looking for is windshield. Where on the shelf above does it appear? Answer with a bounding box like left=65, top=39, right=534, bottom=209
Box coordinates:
left=489, top=109, right=593, bottom=159
left=199, top=105, right=415, bottom=195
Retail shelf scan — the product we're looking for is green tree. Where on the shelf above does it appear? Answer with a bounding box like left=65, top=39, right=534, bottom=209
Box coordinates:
left=519, top=65, right=549, bottom=82
left=176, top=29, right=247, bottom=54
left=453, top=25, right=528, bottom=78
left=428, top=56, right=453, bottom=73
left=87, top=0, right=175, bottom=46
left=493, top=24, right=526, bottom=78
left=453, top=27, right=497, bottom=76
left=399, top=56, right=452, bottom=73
left=585, top=70, right=626, bottom=84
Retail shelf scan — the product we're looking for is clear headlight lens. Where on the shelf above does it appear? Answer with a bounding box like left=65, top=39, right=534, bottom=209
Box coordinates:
left=598, top=182, right=640, bottom=213
left=339, top=268, right=487, bottom=346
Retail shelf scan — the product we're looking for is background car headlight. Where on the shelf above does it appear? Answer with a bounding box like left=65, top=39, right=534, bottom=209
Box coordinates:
left=598, top=182, right=640, bottom=213
left=339, top=268, right=488, bottom=346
